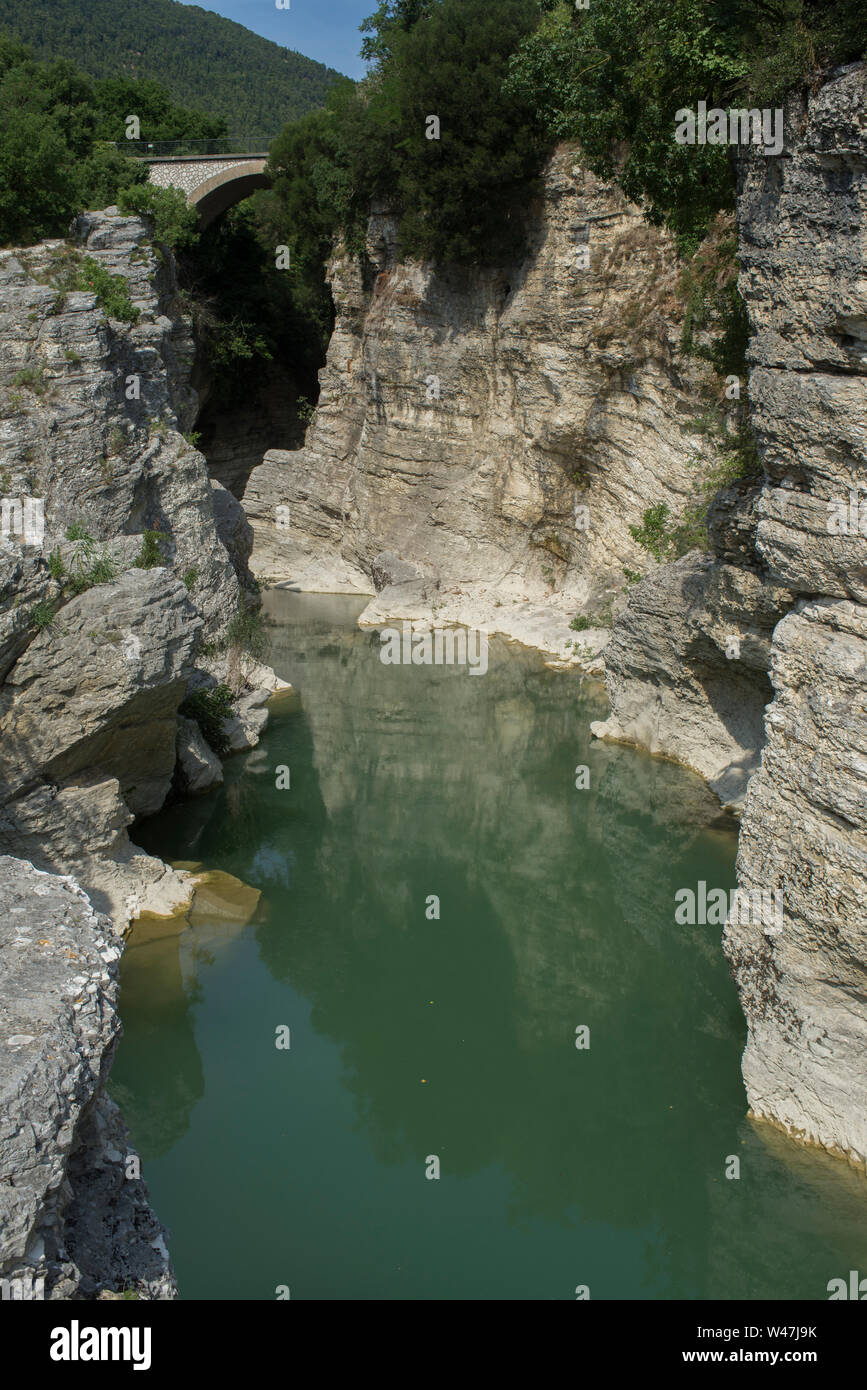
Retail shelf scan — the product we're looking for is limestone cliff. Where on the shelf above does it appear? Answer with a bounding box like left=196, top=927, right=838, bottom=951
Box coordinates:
left=0, top=209, right=285, bottom=926
left=243, top=148, right=715, bottom=664
left=595, top=63, right=867, bottom=1166
left=726, top=64, right=867, bottom=1169
left=0, top=209, right=287, bottom=1298
left=0, top=855, right=175, bottom=1299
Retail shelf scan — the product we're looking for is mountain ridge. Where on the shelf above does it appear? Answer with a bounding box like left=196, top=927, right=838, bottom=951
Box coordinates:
left=0, top=0, right=347, bottom=133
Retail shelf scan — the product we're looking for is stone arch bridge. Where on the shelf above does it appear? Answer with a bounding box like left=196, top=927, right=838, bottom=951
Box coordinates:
left=125, top=139, right=274, bottom=228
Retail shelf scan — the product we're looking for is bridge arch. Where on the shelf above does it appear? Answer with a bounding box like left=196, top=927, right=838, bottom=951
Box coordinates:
left=144, top=149, right=273, bottom=228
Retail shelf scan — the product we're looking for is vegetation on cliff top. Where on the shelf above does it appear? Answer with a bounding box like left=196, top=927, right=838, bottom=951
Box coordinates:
left=0, top=36, right=224, bottom=245
left=262, top=0, right=865, bottom=269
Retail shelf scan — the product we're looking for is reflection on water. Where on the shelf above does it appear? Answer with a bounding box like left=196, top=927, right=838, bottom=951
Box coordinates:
left=112, top=592, right=867, bottom=1300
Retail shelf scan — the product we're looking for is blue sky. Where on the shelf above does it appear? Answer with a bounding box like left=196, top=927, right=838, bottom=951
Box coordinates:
left=177, top=0, right=374, bottom=79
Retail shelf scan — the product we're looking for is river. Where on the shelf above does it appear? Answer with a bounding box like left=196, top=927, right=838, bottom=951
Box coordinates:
left=110, top=592, right=867, bottom=1299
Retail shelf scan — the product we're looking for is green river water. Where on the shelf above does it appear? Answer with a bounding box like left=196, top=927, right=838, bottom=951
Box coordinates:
left=111, top=591, right=867, bottom=1300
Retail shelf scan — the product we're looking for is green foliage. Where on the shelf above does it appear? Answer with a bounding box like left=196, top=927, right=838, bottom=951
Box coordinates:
left=61, top=524, right=119, bottom=593
left=703, top=420, right=762, bottom=488
left=630, top=503, right=675, bottom=563
left=180, top=683, right=235, bottom=758
left=117, top=184, right=199, bottom=251
left=505, top=0, right=866, bottom=245
left=89, top=75, right=226, bottom=144
left=678, top=213, right=748, bottom=377
left=182, top=566, right=199, bottom=592
left=65, top=522, right=94, bottom=576
left=226, top=600, right=270, bottom=664
left=29, top=598, right=56, bottom=630
left=267, top=0, right=549, bottom=267
left=85, top=552, right=118, bottom=585
left=360, top=1, right=438, bottom=67
left=630, top=495, right=714, bottom=564
left=0, top=0, right=343, bottom=133
left=65, top=553, right=117, bottom=594
left=74, top=256, right=138, bottom=322
left=570, top=601, right=614, bottom=631
left=11, top=366, right=48, bottom=395
left=0, top=38, right=209, bottom=244
left=134, top=528, right=166, bottom=569
left=177, top=202, right=319, bottom=409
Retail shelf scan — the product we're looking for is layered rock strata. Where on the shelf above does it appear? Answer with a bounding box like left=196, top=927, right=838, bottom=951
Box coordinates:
left=724, top=65, right=867, bottom=1167
left=596, top=63, right=867, bottom=1164
left=243, top=148, right=715, bottom=664
left=0, top=211, right=288, bottom=1297
left=0, top=856, right=175, bottom=1299
left=0, top=209, right=286, bottom=924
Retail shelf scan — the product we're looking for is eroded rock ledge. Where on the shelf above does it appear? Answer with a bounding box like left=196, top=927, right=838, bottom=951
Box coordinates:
left=0, top=856, right=175, bottom=1299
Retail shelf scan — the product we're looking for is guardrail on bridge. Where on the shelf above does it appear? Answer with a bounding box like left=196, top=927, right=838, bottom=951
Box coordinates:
left=116, top=137, right=276, bottom=159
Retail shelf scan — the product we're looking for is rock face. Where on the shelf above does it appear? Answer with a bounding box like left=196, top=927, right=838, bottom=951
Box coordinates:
left=0, top=856, right=175, bottom=1299
left=727, top=599, right=867, bottom=1166
left=0, top=210, right=285, bottom=923
left=595, top=63, right=867, bottom=1165
left=0, top=211, right=240, bottom=637
left=591, top=543, right=793, bottom=809
left=739, top=67, right=867, bottom=603
left=722, top=64, right=867, bottom=1168
left=0, top=211, right=290, bottom=1297
left=243, top=148, right=714, bottom=662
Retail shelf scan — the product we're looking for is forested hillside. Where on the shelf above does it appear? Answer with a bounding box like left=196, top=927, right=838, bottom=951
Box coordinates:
left=0, top=0, right=344, bottom=133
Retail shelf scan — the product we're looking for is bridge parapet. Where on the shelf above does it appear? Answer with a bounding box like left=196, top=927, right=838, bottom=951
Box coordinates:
left=119, top=137, right=274, bottom=159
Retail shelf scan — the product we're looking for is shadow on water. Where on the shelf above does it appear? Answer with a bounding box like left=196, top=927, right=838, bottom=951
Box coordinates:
left=113, top=592, right=867, bottom=1300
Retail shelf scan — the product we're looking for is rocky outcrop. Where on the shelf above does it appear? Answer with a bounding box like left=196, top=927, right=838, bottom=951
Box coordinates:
left=721, top=64, right=867, bottom=1168
left=243, top=148, right=715, bottom=663
left=595, top=63, right=867, bottom=1165
left=0, top=210, right=291, bottom=1297
left=0, top=210, right=286, bottom=923
left=175, top=716, right=224, bottom=796
left=0, top=856, right=175, bottom=1299
left=726, top=598, right=867, bottom=1166
left=0, top=211, right=239, bottom=636
left=590, top=551, right=790, bottom=808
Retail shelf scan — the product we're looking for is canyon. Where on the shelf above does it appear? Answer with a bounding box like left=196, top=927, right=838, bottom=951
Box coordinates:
left=0, top=61, right=864, bottom=1297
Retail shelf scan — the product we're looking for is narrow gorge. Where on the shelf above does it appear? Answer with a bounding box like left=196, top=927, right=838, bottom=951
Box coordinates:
left=0, top=40, right=865, bottom=1300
